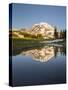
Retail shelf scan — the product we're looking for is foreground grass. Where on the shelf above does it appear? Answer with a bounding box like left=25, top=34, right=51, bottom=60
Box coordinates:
left=12, top=38, right=46, bottom=48
left=12, top=38, right=65, bottom=47
left=11, top=38, right=46, bottom=55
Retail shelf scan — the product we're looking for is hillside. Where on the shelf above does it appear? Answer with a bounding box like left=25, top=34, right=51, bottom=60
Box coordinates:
left=9, top=22, right=55, bottom=40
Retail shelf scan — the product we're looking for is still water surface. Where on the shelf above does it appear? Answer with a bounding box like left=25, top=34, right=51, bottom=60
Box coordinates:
left=11, top=45, right=66, bottom=86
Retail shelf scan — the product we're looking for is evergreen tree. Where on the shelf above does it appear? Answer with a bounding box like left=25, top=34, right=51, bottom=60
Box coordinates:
left=60, top=29, right=66, bottom=39
left=54, top=27, right=58, bottom=39
left=64, top=29, right=66, bottom=39
left=60, top=30, right=63, bottom=39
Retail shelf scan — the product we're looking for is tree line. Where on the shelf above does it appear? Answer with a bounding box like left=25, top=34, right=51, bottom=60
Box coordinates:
left=54, top=27, right=66, bottom=39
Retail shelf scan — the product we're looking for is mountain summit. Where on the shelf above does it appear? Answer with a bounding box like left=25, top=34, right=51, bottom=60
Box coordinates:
left=32, top=22, right=54, bottom=30
left=30, top=22, right=54, bottom=38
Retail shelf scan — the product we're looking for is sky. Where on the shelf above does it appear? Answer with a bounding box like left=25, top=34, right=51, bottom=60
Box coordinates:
left=11, top=3, right=66, bottom=30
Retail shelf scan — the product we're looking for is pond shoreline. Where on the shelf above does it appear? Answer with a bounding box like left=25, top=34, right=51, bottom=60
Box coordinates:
left=11, top=38, right=66, bottom=56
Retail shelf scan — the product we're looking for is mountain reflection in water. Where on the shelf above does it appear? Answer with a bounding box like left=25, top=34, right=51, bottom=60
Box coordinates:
left=13, top=44, right=66, bottom=63
left=11, top=44, right=66, bottom=86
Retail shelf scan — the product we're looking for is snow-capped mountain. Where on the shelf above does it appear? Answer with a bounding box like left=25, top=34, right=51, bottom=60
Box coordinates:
left=10, top=22, right=55, bottom=39
left=30, top=22, right=54, bottom=38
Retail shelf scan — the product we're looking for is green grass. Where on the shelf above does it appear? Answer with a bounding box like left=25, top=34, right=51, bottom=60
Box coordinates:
left=11, top=37, right=66, bottom=48
left=12, top=38, right=46, bottom=55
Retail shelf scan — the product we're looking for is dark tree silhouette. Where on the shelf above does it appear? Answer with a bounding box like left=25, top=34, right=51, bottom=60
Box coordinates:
left=54, top=27, right=58, bottom=39
left=60, top=29, right=66, bottom=39
left=63, top=29, right=66, bottom=39
left=60, top=30, right=63, bottom=39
